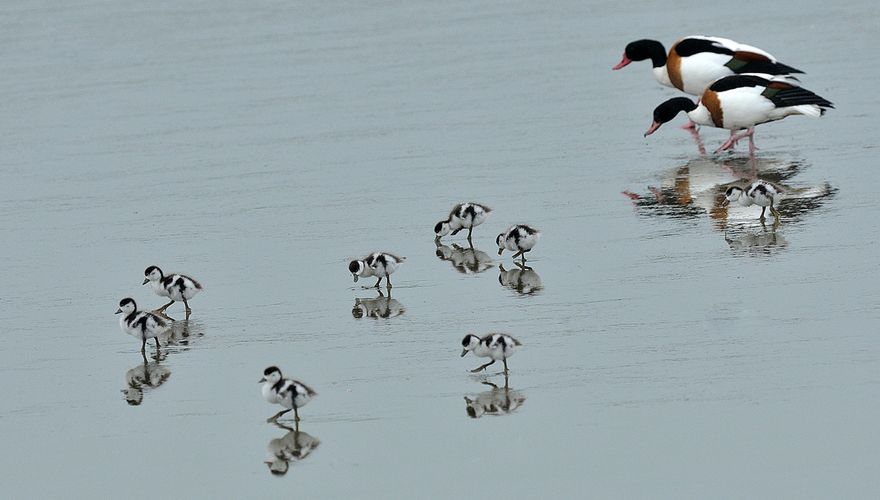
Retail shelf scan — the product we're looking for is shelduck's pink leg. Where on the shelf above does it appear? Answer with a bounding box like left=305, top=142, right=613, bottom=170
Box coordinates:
left=716, top=129, right=752, bottom=153
left=681, top=123, right=706, bottom=155
left=746, top=127, right=758, bottom=156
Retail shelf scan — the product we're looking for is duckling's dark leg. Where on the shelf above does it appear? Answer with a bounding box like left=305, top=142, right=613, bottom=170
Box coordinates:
left=471, top=359, right=496, bottom=373
left=759, top=207, right=767, bottom=222
left=770, top=201, right=781, bottom=222
left=386, top=276, right=393, bottom=289
left=141, top=338, right=147, bottom=354
left=294, top=407, right=300, bottom=422
left=155, top=300, right=175, bottom=313
left=467, top=226, right=473, bottom=242
left=520, top=251, right=528, bottom=263
left=183, top=298, right=191, bottom=317
left=267, top=409, right=291, bottom=423
left=512, top=250, right=523, bottom=260
left=374, top=277, right=382, bottom=288
left=503, top=358, right=509, bottom=374
left=154, top=338, right=161, bottom=350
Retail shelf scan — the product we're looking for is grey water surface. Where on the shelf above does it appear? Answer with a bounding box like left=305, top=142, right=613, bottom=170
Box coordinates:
left=1, top=1, right=878, bottom=498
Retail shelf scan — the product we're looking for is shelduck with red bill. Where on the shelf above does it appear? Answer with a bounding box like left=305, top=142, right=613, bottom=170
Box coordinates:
left=613, top=36, right=803, bottom=96
left=644, top=74, right=833, bottom=154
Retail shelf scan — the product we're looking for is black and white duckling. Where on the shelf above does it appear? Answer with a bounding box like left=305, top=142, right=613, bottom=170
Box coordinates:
left=348, top=252, right=405, bottom=289
left=143, top=265, right=203, bottom=316
left=496, top=224, right=541, bottom=262
left=461, top=333, right=522, bottom=374
left=260, top=366, right=317, bottom=422
left=115, top=298, right=171, bottom=353
left=464, top=380, right=526, bottom=418
left=434, top=202, right=492, bottom=241
left=265, top=422, right=321, bottom=476
left=723, top=180, right=782, bottom=222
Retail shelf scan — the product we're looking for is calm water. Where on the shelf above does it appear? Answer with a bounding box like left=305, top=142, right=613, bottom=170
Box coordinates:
left=1, top=1, right=878, bottom=498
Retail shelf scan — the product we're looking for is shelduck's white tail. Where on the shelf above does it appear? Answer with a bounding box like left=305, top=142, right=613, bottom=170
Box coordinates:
left=791, top=104, right=825, bottom=118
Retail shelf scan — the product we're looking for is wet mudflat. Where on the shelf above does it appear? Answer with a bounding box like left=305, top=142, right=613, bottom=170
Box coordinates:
left=1, top=0, right=878, bottom=498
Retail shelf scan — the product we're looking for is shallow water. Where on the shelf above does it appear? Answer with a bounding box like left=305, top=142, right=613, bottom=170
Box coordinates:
left=1, top=1, right=878, bottom=498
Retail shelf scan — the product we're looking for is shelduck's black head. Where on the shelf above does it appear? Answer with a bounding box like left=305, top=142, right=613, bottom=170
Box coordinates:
left=260, top=366, right=282, bottom=383
left=434, top=220, right=451, bottom=238
left=143, top=265, right=163, bottom=285
left=461, top=334, right=481, bottom=357
left=349, top=259, right=364, bottom=282
left=644, top=97, right=698, bottom=136
left=723, top=186, right=745, bottom=206
left=613, top=39, right=667, bottom=70
left=116, top=297, right=136, bottom=315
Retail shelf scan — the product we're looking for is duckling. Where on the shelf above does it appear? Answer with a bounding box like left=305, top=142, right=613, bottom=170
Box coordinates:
left=348, top=252, right=405, bottom=289
left=260, top=366, right=317, bottom=422
left=434, top=203, right=492, bottom=241
left=115, top=298, right=171, bottom=353
left=461, top=333, right=522, bottom=374
left=496, top=224, right=541, bottom=262
left=724, top=180, right=782, bottom=222
left=143, top=266, right=203, bottom=317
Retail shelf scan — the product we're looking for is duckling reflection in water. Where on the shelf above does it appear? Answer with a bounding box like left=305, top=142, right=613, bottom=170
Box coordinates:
left=725, top=225, right=788, bottom=256
left=435, top=241, right=494, bottom=275
left=498, top=262, right=543, bottom=295
left=464, top=378, right=526, bottom=418
left=122, top=353, right=171, bottom=406
left=265, top=421, right=320, bottom=476
left=352, top=290, right=405, bottom=319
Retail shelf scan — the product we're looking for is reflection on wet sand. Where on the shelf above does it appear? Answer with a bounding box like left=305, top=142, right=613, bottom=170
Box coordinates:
left=435, top=241, right=494, bottom=275
left=623, top=156, right=835, bottom=250
left=464, top=377, right=526, bottom=418
left=121, top=320, right=205, bottom=406
left=123, top=353, right=171, bottom=406
left=724, top=225, right=788, bottom=256
left=265, top=421, right=320, bottom=476
left=498, top=262, right=543, bottom=295
left=352, top=290, right=405, bottom=319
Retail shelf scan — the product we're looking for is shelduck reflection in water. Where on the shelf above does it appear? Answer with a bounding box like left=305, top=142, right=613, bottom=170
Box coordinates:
left=122, top=352, right=171, bottom=406
left=352, top=290, right=405, bottom=319
left=265, top=421, right=320, bottom=476
left=498, top=262, right=543, bottom=295
left=435, top=241, right=494, bottom=275
left=464, top=377, right=526, bottom=418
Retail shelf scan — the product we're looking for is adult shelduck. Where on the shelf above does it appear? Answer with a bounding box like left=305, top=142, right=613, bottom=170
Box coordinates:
left=644, top=74, right=833, bottom=154
left=613, top=36, right=803, bottom=96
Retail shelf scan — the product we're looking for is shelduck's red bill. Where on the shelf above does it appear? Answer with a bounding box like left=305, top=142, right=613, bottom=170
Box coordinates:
left=612, top=54, right=631, bottom=70
left=644, top=121, right=661, bottom=137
